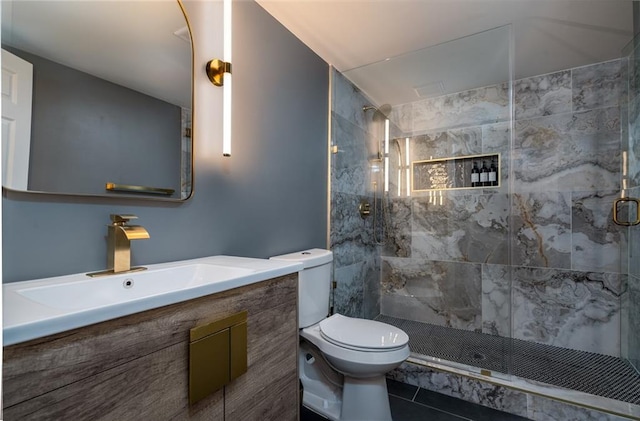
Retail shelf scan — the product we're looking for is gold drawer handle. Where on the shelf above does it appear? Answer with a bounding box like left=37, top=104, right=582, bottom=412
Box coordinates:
left=612, top=197, right=640, bottom=226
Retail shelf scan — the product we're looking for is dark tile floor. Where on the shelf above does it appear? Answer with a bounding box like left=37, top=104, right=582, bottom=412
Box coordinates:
left=301, top=378, right=532, bottom=421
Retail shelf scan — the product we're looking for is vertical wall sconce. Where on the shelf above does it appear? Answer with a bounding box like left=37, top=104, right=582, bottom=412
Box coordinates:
left=383, top=118, right=389, bottom=193
left=405, top=137, right=411, bottom=197
left=206, top=0, right=232, bottom=157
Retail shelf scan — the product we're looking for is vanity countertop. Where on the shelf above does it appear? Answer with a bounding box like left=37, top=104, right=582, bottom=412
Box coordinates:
left=3, top=256, right=302, bottom=346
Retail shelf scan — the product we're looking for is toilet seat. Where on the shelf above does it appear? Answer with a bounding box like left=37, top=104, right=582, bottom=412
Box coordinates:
left=300, top=321, right=410, bottom=378
left=319, top=314, right=409, bottom=352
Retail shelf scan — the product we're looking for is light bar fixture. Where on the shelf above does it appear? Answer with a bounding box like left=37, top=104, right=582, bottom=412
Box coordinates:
left=384, top=118, right=390, bottom=193
left=405, top=137, right=411, bottom=197
left=205, top=0, right=232, bottom=157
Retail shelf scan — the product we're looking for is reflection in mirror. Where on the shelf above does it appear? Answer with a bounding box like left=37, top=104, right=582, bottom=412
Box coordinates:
left=1, top=0, right=193, bottom=200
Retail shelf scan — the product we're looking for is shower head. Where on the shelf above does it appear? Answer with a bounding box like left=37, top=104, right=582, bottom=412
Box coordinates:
left=362, top=104, right=392, bottom=119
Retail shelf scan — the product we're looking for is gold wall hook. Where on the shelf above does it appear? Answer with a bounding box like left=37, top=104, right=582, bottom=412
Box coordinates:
left=206, top=59, right=232, bottom=86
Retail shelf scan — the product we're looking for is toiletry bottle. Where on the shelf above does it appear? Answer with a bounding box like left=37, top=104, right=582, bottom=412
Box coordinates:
left=489, top=158, right=497, bottom=186
left=480, top=160, right=489, bottom=186
left=471, top=161, right=479, bottom=187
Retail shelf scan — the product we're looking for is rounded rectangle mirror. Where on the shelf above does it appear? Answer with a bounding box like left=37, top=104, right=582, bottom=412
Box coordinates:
left=1, top=0, right=193, bottom=201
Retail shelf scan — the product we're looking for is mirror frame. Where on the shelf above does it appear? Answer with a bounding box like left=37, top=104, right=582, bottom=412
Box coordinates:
left=2, top=0, right=195, bottom=202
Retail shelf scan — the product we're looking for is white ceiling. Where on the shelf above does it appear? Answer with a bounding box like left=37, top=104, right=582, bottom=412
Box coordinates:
left=257, top=0, right=635, bottom=105
left=2, top=1, right=634, bottom=110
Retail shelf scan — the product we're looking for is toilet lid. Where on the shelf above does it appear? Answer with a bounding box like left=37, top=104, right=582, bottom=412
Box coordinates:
left=319, top=314, right=409, bottom=351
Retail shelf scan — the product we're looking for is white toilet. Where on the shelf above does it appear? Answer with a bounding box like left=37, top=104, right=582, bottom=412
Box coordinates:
left=270, top=249, right=409, bottom=421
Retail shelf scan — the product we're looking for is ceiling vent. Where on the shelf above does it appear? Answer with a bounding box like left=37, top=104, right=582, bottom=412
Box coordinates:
left=414, top=81, right=445, bottom=98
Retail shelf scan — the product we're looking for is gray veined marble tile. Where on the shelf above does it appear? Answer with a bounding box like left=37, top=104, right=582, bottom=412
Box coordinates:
left=571, top=190, right=627, bottom=273
left=556, top=108, right=621, bottom=192
left=331, top=112, right=377, bottom=196
left=512, top=267, right=626, bottom=356
left=412, top=83, right=510, bottom=133
left=410, top=132, right=448, bottom=162
left=629, top=96, right=640, bottom=187
left=410, top=128, right=483, bottom=163
left=512, top=115, right=565, bottom=192
left=480, top=122, right=512, bottom=193
left=330, top=192, right=377, bottom=269
left=572, top=59, right=622, bottom=112
left=389, top=102, right=412, bottom=134
left=626, top=275, right=640, bottom=370
left=481, top=121, right=511, bottom=153
left=482, top=264, right=511, bottom=337
left=629, top=186, right=640, bottom=278
left=529, top=394, right=632, bottom=421
left=627, top=47, right=640, bottom=98
left=409, top=126, right=482, bottom=161
left=449, top=127, right=484, bottom=157
left=511, top=192, right=572, bottom=269
left=333, top=260, right=365, bottom=318
left=380, top=198, right=412, bottom=258
left=389, top=363, right=530, bottom=418
left=412, top=193, right=509, bottom=265
left=621, top=274, right=629, bottom=360
left=513, top=108, right=620, bottom=193
left=514, top=70, right=572, bottom=120
left=332, top=68, right=373, bottom=131
left=363, top=255, right=381, bottom=319
left=380, top=258, right=482, bottom=331
left=513, top=114, right=568, bottom=151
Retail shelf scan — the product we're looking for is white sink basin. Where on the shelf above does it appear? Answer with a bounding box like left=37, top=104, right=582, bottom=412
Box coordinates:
left=3, top=255, right=302, bottom=346
left=16, top=263, right=255, bottom=311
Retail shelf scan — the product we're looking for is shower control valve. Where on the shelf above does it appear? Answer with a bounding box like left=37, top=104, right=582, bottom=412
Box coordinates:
left=359, top=200, right=371, bottom=219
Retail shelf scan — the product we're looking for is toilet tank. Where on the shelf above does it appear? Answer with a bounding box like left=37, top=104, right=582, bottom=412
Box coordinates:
left=270, top=249, right=333, bottom=328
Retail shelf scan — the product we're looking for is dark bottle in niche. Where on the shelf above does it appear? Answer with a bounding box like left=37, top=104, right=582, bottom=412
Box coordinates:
left=489, top=158, right=498, bottom=186
left=480, top=160, right=489, bottom=186
left=471, top=161, right=480, bottom=187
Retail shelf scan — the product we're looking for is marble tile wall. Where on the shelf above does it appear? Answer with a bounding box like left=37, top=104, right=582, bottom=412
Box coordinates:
left=330, top=68, right=381, bottom=319
left=511, top=267, right=625, bottom=357
left=630, top=190, right=640, bottom=369
left=389, top=362, right=637, bottom=421
left=378, top=58, right=629, bottom=357
left=631, top=96, right=640, bottom=186
left=390, top=83, right=510, bottom=134
left=628, top=273, right=640, bottom=369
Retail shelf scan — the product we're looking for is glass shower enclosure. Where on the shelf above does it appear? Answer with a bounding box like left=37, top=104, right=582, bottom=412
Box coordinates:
left=330, top=21, right=640, bottom=409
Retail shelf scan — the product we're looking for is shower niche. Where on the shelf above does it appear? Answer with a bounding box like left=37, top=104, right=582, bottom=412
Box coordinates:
left=412, top=153, right=500, bottom=192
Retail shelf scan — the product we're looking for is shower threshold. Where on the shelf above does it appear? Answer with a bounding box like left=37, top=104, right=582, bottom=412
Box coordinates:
left=376, top=315, right=640, bottom=407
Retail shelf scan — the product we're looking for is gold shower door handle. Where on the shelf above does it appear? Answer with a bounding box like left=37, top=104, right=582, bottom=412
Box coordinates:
left=612, top=197, right=640, bottom=226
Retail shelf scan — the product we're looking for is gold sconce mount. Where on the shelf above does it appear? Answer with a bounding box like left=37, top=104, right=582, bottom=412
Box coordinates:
left=206, top=59, right=232, bottom=87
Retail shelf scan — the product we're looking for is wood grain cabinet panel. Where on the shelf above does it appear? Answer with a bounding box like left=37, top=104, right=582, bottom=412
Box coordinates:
left=3, top=274, right=299, bottom=421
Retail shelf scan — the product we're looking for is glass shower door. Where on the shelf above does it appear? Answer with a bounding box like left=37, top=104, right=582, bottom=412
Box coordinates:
left=621, top=35, right=640, bottom=372
left=342, top=24, right=515, bottom=379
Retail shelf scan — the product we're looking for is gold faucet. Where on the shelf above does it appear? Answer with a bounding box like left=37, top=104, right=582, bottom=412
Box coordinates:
left=87, top=214, right=150, bottom=277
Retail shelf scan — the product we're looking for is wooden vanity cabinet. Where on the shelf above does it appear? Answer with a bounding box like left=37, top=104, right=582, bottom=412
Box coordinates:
left=2, top=274, right=299, bottom=421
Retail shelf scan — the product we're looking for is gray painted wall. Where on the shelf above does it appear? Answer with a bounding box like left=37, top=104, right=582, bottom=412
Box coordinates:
left=5, top=47, right=182, bottom=197
left=2, top=1, right=329, bottom=283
